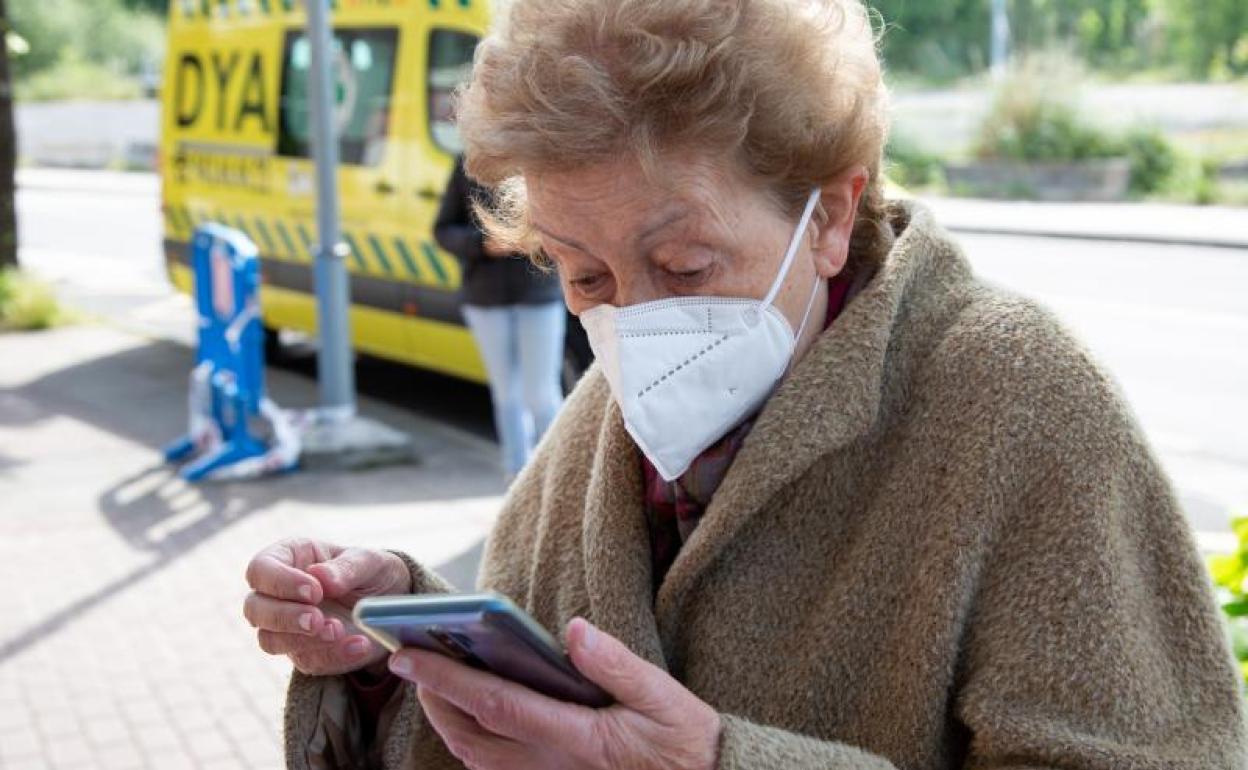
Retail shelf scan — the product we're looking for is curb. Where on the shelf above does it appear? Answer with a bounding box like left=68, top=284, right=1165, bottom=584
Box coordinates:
left=945, top=224, right=1248, bottom=252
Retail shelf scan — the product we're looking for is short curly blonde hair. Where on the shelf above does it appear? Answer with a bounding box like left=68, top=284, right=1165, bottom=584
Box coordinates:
left=458, top=0, right=893, bottom=272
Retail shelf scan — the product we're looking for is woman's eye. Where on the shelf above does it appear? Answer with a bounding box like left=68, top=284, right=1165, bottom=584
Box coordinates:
left=570, top=274, right=606, bottom=292
left=666, top=266, right=712, bottom=286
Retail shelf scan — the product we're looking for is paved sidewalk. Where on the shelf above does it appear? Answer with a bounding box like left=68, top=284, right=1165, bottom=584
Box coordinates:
left=0, top=325, right=505, bottom=769
left=921, top=195, right=1248, bottom=250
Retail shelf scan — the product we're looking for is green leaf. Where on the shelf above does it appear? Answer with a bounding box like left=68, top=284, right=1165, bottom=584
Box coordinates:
left=1222, top=600, right=1248, bottom=618
left=1211, top=555, right=1246, bottom=592
left=1231, top=517, right=1248, bottom=542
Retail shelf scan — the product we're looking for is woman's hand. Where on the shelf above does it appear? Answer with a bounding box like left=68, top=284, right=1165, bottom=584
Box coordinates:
left=243, top=538, right=412, bottom=677
left=389, top=617, right=722, bottom=770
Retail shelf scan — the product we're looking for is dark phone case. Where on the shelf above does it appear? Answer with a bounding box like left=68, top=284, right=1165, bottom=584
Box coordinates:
left=354, top=593, right=613, bottom=708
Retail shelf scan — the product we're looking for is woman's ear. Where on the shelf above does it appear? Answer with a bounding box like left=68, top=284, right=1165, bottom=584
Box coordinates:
left=810, top=166, right=868, bottom=280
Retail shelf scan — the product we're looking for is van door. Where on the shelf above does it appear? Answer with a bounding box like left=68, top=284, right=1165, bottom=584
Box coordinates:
left=272, top=23, right=408, bottom=355
left=400, top=22, right=486, bottom=381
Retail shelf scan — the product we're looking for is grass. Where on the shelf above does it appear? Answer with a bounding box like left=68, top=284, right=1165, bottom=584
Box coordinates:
left=14, top=59, right=144, bottom=102
left=0, top=268, right=70, bottom=331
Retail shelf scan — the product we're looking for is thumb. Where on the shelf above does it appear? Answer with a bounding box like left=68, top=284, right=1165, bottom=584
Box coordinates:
left=566, top=618, right=674, bottom=715
left=306, top=548, right=380, bottom=598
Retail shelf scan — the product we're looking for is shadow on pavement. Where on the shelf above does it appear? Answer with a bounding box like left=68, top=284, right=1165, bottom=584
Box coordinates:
left=0, top=335, right=503, bottom=664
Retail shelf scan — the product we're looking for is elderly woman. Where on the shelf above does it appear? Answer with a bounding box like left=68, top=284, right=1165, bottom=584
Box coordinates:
left=243, top=1, right=1247, bottom=768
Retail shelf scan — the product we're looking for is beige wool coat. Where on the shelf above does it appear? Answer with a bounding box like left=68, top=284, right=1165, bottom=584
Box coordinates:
left=285, top=201, right=1247, bottom=769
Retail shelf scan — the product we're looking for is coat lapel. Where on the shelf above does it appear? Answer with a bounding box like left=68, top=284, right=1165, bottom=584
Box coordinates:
left=580, top=396, right=669, bottom=670
left=652, top=202, right=952, bottom=648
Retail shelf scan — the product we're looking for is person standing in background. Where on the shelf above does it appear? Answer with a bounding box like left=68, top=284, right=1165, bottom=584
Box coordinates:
left=435, top=156, right=565, bottom=481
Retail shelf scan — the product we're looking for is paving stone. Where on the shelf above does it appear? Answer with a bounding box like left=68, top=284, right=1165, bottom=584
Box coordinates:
left=0, top=327, right=502, bottom=770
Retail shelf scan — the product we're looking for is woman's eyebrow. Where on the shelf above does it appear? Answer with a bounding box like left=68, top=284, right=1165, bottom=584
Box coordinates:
left=635, top=208, right=692, bottom=248
left=532, top=224, right=592, bottom=255
left=532, top=207, right=692, bottom=256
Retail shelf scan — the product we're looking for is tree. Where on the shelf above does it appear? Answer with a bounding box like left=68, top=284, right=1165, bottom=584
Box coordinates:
left=870, top=0, right=993, bottom=80
left=0, top=0, right=17, bottom=270
left=1163, top=0, right=1248, bottom=77
left=123, top=0, right=167, bottom=14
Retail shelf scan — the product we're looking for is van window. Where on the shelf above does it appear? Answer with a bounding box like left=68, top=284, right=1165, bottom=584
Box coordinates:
left=278, top=28, right=399, bottom=166
left=428, top=29, right=479, bottom=155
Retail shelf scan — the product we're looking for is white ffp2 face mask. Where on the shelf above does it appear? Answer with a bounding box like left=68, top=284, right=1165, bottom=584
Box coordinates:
left=579, top=188, right=824, bottom=481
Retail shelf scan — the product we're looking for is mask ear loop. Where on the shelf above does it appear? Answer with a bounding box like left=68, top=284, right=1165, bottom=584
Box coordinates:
left=762, top=188, right=823, bottom=308
left=793, top=263, right=824, bottom=343
left=763, top=188, right=824, bottom=348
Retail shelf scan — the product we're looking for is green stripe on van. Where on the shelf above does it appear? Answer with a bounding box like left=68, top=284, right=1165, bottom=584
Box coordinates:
left=420, top=241, right=450, bottom=286
left=231, top=216, right=257, bottom=245
left=252, top=217, right=279, bottom=256
left=393, top=239, right=425, bottom=282
left=275, top=221, right=301, bottom=261
left=342, top=233, right=369, bottom=272
left=367, top=235, right=395, bottom=276
left=297, top=224, right=317, bottom=258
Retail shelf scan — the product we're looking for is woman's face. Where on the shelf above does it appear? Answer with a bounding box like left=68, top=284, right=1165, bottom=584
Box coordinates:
left=526, top=155, right=866, bottom=363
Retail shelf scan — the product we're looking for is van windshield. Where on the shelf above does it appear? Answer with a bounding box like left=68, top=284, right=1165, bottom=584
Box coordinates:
left=277, top=27, right=399, bottom=166
left=428, top=29, right=479, bottom=155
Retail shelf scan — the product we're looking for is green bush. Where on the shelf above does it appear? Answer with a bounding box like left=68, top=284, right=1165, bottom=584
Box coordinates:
left=885, top=134, right=945, bottom=190
left=1158, top=154, right=1225, bottom=205
left=15, top=55, right=144, bottom=102
left=1211, top=517, right=1248, bottom=690
left=973, top=54, right=1122, bottom=163
left=971, top=54, right=1181, bottom=197
left=0, top=269, right=67, bottom=331
left=1122, top=127, right=1179, bottom=196
left=8, top=0, right=164, bottom=98
left=976, top=101, right=1121, bottom=163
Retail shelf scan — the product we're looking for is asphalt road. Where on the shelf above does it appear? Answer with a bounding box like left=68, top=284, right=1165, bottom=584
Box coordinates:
left=15, top=169, right=1248, bottom=547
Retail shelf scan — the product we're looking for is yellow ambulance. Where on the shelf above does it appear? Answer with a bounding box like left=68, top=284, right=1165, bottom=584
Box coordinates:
left=160, top=0, right=587, bottom=386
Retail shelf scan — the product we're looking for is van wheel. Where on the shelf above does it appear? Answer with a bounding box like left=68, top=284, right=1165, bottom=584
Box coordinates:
left=263, top=325, right=285, bottom=365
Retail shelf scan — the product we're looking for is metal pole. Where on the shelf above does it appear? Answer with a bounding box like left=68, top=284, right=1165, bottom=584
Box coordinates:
left=991, top=0, right=1010, bottom=79
left=305, top=0, right=356, bottom=420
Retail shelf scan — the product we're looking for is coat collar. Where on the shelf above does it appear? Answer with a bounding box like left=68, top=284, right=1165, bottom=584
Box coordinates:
left=579, top=200, right=971, bottom=664
left=580, top=393, right=670, bottom=670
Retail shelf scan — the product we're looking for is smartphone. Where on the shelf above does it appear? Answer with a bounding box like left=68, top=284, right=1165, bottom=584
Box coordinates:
left=353, top=592, right=613, bottom=708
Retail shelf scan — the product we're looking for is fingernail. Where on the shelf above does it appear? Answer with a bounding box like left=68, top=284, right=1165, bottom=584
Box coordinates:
left=298, top=585, right=313, bottom=602
left=346, top=638, right=369, bottom=657
left=298, top=613, right=313, bottom=632
left=320, top=625, right=336, bottom=642
left=580, top=620, right=598, bottom=651
left=389, top=655, right=412, bottom=676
